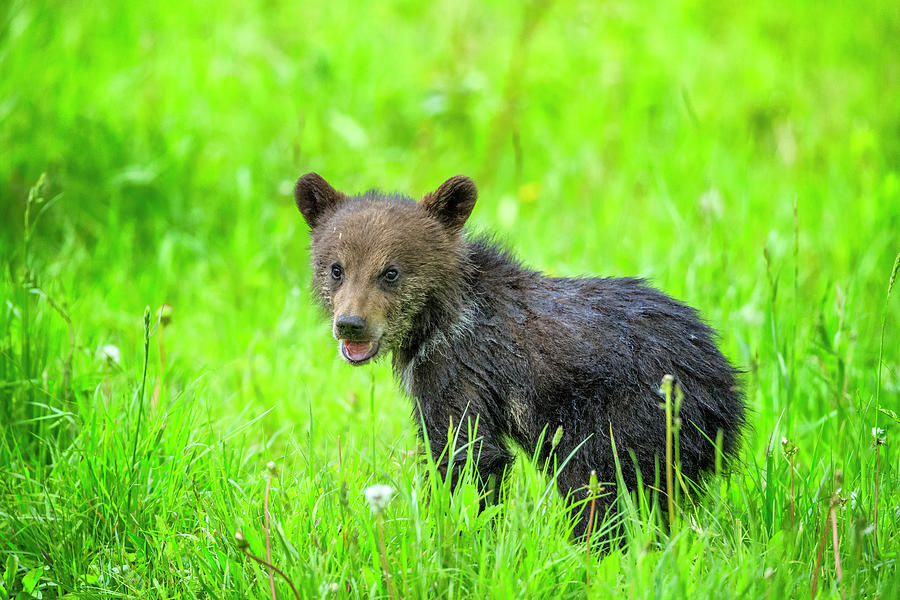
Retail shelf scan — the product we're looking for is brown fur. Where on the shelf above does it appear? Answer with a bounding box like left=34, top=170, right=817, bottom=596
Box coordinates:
left=296, top=174, right=474, bottom=363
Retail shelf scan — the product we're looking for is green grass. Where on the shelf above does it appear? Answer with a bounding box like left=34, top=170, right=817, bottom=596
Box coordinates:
left=1, top=0, right=899, bottom=597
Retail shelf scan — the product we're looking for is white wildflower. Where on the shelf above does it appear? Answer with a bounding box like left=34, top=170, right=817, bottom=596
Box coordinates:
left=100, top=344, right=121, bottom=365
left=320, top=582, right=340, bottom=594
left=364, top=484, right=395, bottom=514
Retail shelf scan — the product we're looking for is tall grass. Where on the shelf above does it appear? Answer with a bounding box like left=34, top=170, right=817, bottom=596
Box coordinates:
left=1, top=0, right=899, bottom=597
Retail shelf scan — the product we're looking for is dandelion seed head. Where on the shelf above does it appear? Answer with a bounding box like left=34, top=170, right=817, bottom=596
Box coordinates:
left=100, top=344, right=121, bottom=365
left=364, top=484, right=395, bottom=514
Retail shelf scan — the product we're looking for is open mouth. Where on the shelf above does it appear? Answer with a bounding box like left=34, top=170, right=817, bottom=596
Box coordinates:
left=340, top=339, right=380, bottom=364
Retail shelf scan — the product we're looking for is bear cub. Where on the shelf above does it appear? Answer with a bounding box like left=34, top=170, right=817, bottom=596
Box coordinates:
left=295, top=173, right=745, bottom=538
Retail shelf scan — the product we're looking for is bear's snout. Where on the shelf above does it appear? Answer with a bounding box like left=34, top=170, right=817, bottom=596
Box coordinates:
left=335, top=314, right=367, bottom=339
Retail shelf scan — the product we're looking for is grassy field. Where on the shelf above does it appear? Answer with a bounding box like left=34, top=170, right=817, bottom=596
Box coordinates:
left=2, top=0, right=900, bottom=597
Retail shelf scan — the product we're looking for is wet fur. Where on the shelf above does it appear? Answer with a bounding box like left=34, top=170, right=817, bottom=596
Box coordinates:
left=295, top=173, right=746, bottom=539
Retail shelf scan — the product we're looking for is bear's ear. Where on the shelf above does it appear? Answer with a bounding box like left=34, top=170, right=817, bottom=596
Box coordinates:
left=294, top=173, right=347, bottom=228
left=421, top=175, right=477, bottom=233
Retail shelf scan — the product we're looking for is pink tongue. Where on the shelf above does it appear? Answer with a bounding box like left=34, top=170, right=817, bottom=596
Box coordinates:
left=344, top=341, right=373, bottom=360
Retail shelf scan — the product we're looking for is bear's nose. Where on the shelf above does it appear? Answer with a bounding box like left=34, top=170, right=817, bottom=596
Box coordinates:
left=335, top=315, right=366, bottom=338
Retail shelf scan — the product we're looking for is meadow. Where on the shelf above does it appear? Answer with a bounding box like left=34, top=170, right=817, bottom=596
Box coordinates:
left=1, top=0, right=899, bottom=597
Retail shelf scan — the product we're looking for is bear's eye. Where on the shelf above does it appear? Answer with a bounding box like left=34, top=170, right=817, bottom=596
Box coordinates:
left=330, top=264, right=343, bottom=280
left=382, top=267, right=400, bottom=283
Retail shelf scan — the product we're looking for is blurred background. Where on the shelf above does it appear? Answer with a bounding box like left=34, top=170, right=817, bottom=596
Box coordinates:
left=2, top=0, right=899, bottom=500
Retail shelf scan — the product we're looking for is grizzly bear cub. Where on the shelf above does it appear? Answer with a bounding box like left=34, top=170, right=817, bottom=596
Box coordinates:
left=295, top=173, right=745, bottom=538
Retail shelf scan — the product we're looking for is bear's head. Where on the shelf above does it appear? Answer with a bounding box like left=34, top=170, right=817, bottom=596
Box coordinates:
left=295, top=173, right=477, bottom=365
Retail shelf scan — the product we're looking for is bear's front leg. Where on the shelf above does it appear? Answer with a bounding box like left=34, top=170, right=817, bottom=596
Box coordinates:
left=416, top=401, right=514, bottom=509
